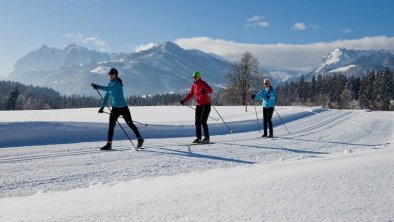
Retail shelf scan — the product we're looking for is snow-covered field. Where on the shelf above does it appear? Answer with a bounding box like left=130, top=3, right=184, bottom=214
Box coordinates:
left=0, top=106, right=393, bottom=221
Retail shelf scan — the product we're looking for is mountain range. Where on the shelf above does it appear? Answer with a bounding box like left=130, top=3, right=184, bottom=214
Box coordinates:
left=301, top=47, right=394, bottom=80
left=4, top=42, right=230, bottom=96
left=3, top=42, right=394, bottom=96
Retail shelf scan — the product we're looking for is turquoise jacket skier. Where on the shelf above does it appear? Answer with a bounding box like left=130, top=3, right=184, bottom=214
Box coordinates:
left=91, top=68, right=144, bottom=151
left=254, top=86, right=276, bottom=108
left=252, top=79, right=276, bottom=138
left=98, top=79, right=127, bottom=109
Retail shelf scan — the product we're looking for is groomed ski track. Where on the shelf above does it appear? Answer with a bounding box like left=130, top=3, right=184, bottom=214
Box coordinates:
left=0, top=108, right=392, bottom=198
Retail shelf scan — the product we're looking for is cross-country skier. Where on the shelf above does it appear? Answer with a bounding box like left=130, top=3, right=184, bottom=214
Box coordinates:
left=251, top=79, right=276, bottom=138
left=180, top=71, right=213, bottom=144
left=91, top=68, right=144, bottom=150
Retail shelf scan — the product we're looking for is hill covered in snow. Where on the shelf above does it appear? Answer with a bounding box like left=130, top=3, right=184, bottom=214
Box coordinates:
left=4, top=42, right=231, bottom=96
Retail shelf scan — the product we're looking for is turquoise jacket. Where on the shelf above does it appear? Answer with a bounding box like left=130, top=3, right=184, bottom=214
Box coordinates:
left=98, top=79, right=127, bottom=109
left=254, top=86, right=276, bottom=108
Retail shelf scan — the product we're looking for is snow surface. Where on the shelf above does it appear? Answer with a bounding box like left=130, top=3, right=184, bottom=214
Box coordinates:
left=0, top=106, right=393, bottom=221
left=90, top=65, right=110, bottom=75
left=328, top=64, right=356, bottom=73
left=323, top=48, right=343, bottom=65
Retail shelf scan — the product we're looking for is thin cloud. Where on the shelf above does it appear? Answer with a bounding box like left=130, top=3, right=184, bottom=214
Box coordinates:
left=291, top=22, right=306, bottom=31
left=65, top=33, right=110, bottom=52
left=175, top=36, right=394, bottom=72
left=341, top=28, right=353, bottom=33
left=245, top=15, right=269, bottom=28
left=133, top=43, right=157, bottom=52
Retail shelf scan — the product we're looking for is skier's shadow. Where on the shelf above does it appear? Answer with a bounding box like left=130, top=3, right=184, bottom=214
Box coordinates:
left=218, top=142, right=329, bottom=155
left=142, top=147, right=256, bottom=165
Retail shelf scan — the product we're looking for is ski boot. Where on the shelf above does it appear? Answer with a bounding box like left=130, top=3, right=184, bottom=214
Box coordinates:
left=137, top=137, right=144, bottom=149
left=201, top=137, right=210, bottom=144
left=192, top=138, right=202, bottom=144
left=100, top=142, right=112, bottom=151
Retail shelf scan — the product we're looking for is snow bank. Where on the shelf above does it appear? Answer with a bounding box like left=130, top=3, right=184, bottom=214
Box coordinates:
left=0, top=106, right=322, bottom=148
left=0, top=106, right=302, bottom=124
left=1, top=147, right=393, bottom=222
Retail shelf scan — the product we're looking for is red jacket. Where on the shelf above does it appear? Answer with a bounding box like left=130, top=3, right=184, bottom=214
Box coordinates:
left=182, top=79, right=213, bottom=106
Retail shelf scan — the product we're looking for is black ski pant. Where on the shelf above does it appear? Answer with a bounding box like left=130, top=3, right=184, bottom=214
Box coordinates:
left=195, top=104, right=211, bottom=139
left=107, top=106, right=141, bottom=142
left=263, top=107, right=274, bottom=136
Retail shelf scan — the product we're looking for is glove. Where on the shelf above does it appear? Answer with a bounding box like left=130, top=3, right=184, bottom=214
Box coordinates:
left=91, top=83, right=99, bottom=90
left=180, top=100, right=185, bottom=105
left=251, top=94, right=256, bottom=100
left=98, top=108, right=104, bottom=113
left=200, top=89, right=206, bottom=94
left=266, top=95, right=270, bottom=99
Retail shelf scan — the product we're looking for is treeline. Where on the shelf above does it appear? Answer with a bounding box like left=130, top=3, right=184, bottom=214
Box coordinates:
left=275, top=69, right=394, bottom=110
left=0, top=80, right=100, bottom=110
left=2, top=68, right=393, bottom=111
left=126, top=93, right=183, bottom=106
left=0, top=80, right=185, bottom=110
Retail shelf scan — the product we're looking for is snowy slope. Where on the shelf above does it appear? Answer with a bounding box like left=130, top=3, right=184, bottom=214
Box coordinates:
left=310, top=48, right=394, bottom=78
left=5, top=42, right=231, bottom=96
left=0, top=106, right=393, bottom=221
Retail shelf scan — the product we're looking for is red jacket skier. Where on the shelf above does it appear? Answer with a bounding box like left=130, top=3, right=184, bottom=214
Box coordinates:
left=180, top=71, right=213, bottom=144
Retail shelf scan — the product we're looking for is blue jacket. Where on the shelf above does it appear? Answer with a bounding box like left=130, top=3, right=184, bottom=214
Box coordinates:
left=254, top=87, right=276, bottom=108
left=98, top=79, right=128, bottom=109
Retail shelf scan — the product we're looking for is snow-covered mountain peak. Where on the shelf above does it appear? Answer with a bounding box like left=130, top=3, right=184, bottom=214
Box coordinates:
left=157, top=41, right=181, bottom=50
left=144, top=41, right=184, bottom=55
left=321, top=47, right=354, bottom=65
left=301, top=47, right=394, bottom=79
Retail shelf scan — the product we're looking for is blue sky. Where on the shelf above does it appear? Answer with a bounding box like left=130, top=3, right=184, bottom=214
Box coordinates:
left=1, top=0, right=394, bottom=74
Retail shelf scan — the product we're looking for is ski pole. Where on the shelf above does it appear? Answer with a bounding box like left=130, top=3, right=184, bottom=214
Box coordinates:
left=211, top=104, right=233, bottom=133
left=254, top=103, right=261, bottom=133
left=101, top=111, right=148, bottom=126
left=94, top=88, right=138, bottom=151
left=274, top=109, right=291, bottom=135
left=182, top=104, right=219, bottom=121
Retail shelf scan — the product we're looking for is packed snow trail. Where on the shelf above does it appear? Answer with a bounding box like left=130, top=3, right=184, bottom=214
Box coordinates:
left=0, top=143, right=393, bottom=222
left=0, top=109, right=392, bottom=198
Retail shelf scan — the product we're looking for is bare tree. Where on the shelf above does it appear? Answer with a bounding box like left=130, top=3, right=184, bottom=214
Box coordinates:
left=223, top=52, right=265, bottom=109
left=338, top=88, right=352, bottom=109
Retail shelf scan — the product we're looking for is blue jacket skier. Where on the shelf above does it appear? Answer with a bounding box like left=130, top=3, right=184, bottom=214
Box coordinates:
left=252, top=79, right=276, bottom=138
left=91, top=68, right=144, bottom=150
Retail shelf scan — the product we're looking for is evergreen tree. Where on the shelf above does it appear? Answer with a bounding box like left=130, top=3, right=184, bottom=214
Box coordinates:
left=359, top=71, right=376, bottom=109
left=6, top=87, right=19, bottom=110
left=347, top=76, right=361, bottom=100
left=310, top=75, right=317, bottom=103
left=297, top=74, right=308, bottom=102
left=376, top=69, right=392, bottom=110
